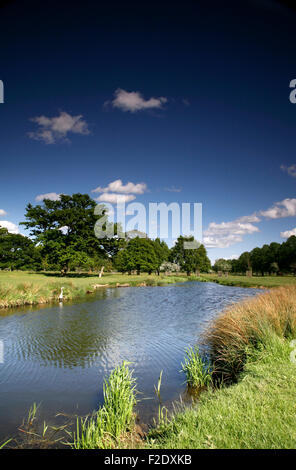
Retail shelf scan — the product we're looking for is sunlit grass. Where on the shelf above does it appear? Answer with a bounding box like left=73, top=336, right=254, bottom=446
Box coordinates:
left=147, top=285, right=296, bottom=449
left=205, top=285, right=296, bottom=382
left=71, top=361, right=137, bottom=449
left=181, top=346, right=212, bottom=389
left=0, top=271, right=205, bottom=308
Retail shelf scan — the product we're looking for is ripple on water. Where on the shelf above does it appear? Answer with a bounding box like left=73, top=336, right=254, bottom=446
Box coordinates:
left=0, top=281, right=261, bottom=439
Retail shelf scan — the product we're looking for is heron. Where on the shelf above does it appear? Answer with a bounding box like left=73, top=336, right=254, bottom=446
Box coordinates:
left=59, top=287, right=64, bottom=302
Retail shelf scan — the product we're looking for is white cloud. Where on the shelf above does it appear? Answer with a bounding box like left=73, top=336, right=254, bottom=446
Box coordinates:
left=0, top=209, right=7, bottom=216
left=236, top=214, right=261, bottom=223
left=35, top=192, right=61, bottom=202
left=260, top=198, right=296, bottom=219
left=92, top=179, right=147, bottom=195
left=281, top=164, right=296, bottom=178
left=28, top=111, right=90, bottom=144
left=0, top=220, right=20, bottom=234
left=280, top=227, right=296, bottom=238
left=164, top=186, right=182, bottom=193
left=107, top=88, right=168, bottom=113
left=95, top=193, right=136, bottom=204
left=203, top=219, right=260, bottom=248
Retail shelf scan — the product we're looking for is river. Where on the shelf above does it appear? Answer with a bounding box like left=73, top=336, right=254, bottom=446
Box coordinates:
left=0, top=281, right=260, bottom=442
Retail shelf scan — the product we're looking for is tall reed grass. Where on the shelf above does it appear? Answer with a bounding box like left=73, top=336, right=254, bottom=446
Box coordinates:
left=71, top=361, right=137, bottom=449
left=205, top=285, right=296, bottom=382
left=0, top=281, right=85, bottom=308
left=181, top=346, right=212, bottom=389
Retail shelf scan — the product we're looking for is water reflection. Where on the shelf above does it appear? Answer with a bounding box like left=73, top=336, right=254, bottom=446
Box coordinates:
left=0, top=281, right=260, bottom=440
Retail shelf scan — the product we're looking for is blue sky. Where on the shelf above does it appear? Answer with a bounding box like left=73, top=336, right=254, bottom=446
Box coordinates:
left=0, top=0, right=296, bottom=263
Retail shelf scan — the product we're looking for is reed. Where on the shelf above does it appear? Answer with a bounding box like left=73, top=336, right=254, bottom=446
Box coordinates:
left=181, top=346, right=212, bottom=389
left=71, top=361, right=137, bottom=449
left=205, top=285, right=296, bottom=382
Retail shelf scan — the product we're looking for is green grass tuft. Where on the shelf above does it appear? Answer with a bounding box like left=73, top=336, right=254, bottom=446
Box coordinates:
left=71, top=361, right=137, bottom=449
left=181, top=346, right=212, bottom=389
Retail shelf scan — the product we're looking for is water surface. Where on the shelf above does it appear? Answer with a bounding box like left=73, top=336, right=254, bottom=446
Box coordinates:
left=0, top=281, right=260, bottom=441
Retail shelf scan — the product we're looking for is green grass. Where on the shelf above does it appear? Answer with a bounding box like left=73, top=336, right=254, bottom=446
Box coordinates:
left=0, top=271, right=204, bottom=308
left=201, top=273, right=296, bottom=288
left=147, top=334, right=296, bottom=449
left=146, top=285, right=296, bottom=449
left=71, top=361, right=137, bottom=449
left=181, top=346, right=212, bottom=389
left=0, top=270, right=294, bottom=309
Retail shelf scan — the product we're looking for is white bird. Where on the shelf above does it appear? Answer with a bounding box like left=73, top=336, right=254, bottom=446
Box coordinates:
left=59, top=287, right=64, bottom=302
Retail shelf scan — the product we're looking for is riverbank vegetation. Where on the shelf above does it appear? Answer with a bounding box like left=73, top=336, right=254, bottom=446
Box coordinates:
left=3, top=286, right=296, bottom=449
left=71, top=362, right=137, bottom=449
left=0, top=270, right=296, bottom=309
left=181, top=346, right=212, bottom=389
left=146, top=285, right=296, bottom=449
left=0, top=271, right=208, bottom=309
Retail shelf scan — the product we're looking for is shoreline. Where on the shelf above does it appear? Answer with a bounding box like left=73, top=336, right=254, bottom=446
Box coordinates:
left=145, top=285, right=296, bottom=449
left=0, top=271, right=295, bottom=309
left=3, top=284, right=296, bottom=449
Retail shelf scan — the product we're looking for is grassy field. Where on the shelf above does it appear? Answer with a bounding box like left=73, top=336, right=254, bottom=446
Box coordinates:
left=201, top=273, right=296, bottom=288
left=0, top=271, right=203, bottom=308
left=146, top=285, right=296, bottom=449
left=0, top=271, right=295, bottom=308
left=147, top=335, right=296, bottom=448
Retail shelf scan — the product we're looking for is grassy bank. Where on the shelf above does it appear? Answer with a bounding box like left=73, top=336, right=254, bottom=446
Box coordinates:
left=4, top=285, right=296, bottom=449
left=146, top=285, right=296, bottom=449
left=201, top=273, right=296, bottom=288
left=0, top=271, right=295, bottom=309
left=0, top=271, right=205, bottom=308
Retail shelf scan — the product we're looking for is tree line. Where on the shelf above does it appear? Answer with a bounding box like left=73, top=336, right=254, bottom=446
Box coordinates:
left=213, top=235, right=296, bottom=276
left=0, top=193, right=211, bottom=275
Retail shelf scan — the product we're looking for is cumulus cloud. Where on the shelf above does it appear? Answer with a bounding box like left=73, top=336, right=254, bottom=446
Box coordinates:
left=0, top=209, right=7, bottom=216
left=106, top=88, right=168, bottom=113
left=92, top=179, right=147, bottom=195
left=280, top=164, right=296, bottom=178
left=0, top=220, right=20, bottom=234
left=28, top=111, right=90, bottom=144
left=259, top=198, right=296, bottom=219
left=236, top=214, right=261, bottom=223
left=35, top=193, right=61, bottom=202
left=95, top=193, right=136, bottom=204
left=280, top=227, right=296, bottom=238
left=203, top=219, right=260, bottom=248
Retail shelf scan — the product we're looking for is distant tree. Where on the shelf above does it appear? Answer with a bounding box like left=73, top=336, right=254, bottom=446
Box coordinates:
left=213, top=258, right=232, bottom=273
left=114, top=237, right=158, bottom=275
left=270, top=261, right=279, bottom=275
left=236, top=251, right=251, bottom=273
left=0, top=228, right=41, bottom=271
left=279, top=235, right=296, bottom=274
left=152, top=238, right=170, bottom=275
left=250, top=247, right=265, bottom=275
left=169, top=236, right=211, bottom=275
